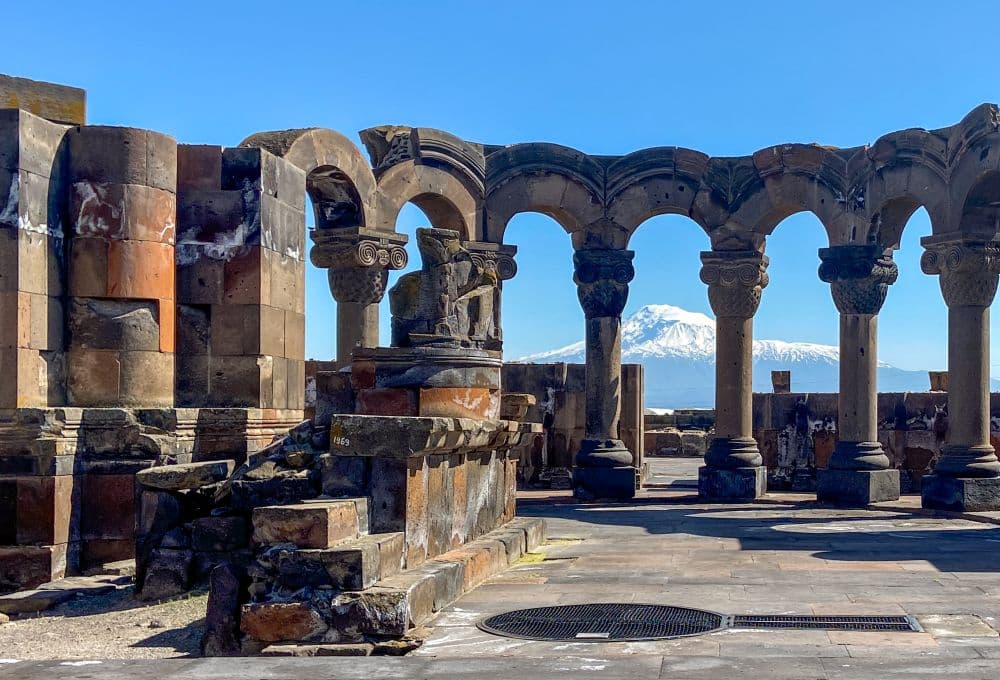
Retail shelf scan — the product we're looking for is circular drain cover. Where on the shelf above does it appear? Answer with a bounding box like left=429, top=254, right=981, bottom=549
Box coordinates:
left=478, top=603, right=725, bottom=642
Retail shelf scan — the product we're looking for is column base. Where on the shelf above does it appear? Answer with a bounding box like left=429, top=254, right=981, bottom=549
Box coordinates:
left=817, top=468, right=899, bottom=506
left=698, top=466, right=766, bottom=501
left=921, top=474, right=1000, bottom=512
left=573, top=466, right=637, bottom=501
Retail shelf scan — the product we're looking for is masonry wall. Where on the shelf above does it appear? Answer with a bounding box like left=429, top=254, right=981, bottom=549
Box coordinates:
left=751, top=391, right=1000, bottom=492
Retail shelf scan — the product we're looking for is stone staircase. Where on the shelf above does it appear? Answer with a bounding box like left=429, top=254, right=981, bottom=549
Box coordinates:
left=235, top=495, right=544, bottom=653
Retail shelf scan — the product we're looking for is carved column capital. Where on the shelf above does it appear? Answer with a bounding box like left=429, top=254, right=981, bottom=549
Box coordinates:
left=699, top=251, right=769, bottom=318
left=818, top=245, right=898, bottom=315
left=573, top=248, right=635, bottom=318
left=920, top=239, right=1000, bottom=308
left=310, top=229, right=409, bottom=305
left=463, top=241, right=518, bottom=282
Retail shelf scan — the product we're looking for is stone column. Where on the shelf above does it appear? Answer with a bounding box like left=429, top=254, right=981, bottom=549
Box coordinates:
left=698, top=250, right=768, bottom=500
left=310, top=228, right=408, bottom=367
left=920, top=237, right=1000, bottom=511
left=572, top=248, right=637, bottom=500
left=816, top=245, right=900, bottom=505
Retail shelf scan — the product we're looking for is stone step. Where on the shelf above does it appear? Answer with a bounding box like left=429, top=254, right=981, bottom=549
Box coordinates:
left=251, top=498, right=367, bottom=549
left=239, top=517, right=547, bottom=645
left=275, top=532, right=404, bottom=591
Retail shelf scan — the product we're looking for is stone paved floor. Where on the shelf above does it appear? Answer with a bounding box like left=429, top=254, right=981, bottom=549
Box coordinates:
left=3, top=458, right=1000, bottom=678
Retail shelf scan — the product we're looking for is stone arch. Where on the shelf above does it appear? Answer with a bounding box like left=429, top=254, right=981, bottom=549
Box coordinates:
left=239, top=128, right=376, bottom=230
left=484, top=142, right=605, bottom=244
left=945, top=104, right=1000, bottom=236
left=371, top=160, right=479, bottom=238
left=606, top=146, right=711, bottom=237
left=704, top=145, right=849, bottom=247
left=856, top=127, right=950, bottom=248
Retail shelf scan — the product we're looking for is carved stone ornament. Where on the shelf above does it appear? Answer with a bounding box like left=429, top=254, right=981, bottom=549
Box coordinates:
left=465, top=241, right=518, bottom=281
left=388, top=228, right=502, bottom=350
left=699, top=251, right=769, bottom=318
left=310, top=229, right=408, bottom=305
left=573, top=249, right=636, bottom=318
left=920, top=240, right=1000, bottom=308
left=818, top=244, right=898, bottom=315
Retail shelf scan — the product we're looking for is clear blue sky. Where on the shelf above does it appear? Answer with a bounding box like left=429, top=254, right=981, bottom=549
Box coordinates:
left=7, top=1, right=999, bottom=372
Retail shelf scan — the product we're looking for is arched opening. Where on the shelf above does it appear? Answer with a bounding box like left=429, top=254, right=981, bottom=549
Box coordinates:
left=495, top=212, right=579, bottom=487
left=624, top=213, right=713, bottom=490
left=377, top=202, right=435, bottom=344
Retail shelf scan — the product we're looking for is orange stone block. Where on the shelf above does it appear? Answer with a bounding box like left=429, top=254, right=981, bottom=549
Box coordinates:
left=106, top=240, right=175, bottom=300
left=158, top=298, right=175, bottom=353
left=418, top=387, right=499, bottom=419
left=356, top=388, right=418, bottom=417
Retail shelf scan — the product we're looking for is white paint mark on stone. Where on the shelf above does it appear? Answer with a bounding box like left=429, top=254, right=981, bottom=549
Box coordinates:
left=60, top=660, right=102, bottom=666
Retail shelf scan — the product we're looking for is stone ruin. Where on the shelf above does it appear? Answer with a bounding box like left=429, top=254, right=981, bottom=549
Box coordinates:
left=5, top=71, right=1000, bottom=649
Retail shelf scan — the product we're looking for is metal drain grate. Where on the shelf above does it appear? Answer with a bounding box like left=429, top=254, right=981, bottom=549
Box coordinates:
left=478, top=604, right=726, bottom=641
left=732, top=615, right=921, bottom=632
left=478, top=605, right=922, bottom=641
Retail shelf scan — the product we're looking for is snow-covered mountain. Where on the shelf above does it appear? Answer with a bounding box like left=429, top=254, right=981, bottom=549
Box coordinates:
left=515, top=304, right=947, bottom=409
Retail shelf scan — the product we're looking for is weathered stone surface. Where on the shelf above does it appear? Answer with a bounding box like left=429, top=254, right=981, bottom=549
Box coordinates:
left=137, top=460, right=235, bottom=491
left=698, top=465, right=766, bottom=501
left=276, top=538, right=379, bottom=591
left=252, top=501, right=359, bottom=548
left=0, top=545, right=68, bottom=592
left=0, top=588, right=76, bottom=614
left=260, top=643, right=373, bottom=657
left=0, top=74, right=86, bottom=125
left=922, top=474, right=1000, bottom=512
left=138, top=548, right=192, bottom=601
left=241, top=602, right=328, bottom=643
left=190, top=516, right=249, bottom=552
left=201, top=563, right=245, bottom=657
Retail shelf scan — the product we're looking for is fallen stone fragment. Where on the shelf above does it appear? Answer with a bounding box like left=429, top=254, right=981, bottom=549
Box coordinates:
left=261, top=643, right=373, bottom=657
left=240, top=602, right=328, bottom=643
left=201, top=563, right=245, bottom=657
left=137, top=461, right=235, bottom=491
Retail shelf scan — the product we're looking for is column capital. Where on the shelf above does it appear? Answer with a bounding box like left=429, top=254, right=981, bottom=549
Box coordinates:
left=573, top=248, right=635, bottom=318
left=463, top=241, right=518, bottom=282
left=818, top=244, right=898, bottom=315
left=310, top=228, right=409, bottom=305
left=920, top=238, right=1000, bottom=308
left=699, top=250, right=769, bottom=318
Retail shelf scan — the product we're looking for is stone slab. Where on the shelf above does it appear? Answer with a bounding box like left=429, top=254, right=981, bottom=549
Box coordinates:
left=136, top=460, right=235, bottom=491
left=817, top=468, right=900, bottom=506
left=0, top=74, right=85, bottom=125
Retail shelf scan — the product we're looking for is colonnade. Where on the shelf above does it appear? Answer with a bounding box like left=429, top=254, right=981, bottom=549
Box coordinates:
left=242, top=104, right=1000, bottom=512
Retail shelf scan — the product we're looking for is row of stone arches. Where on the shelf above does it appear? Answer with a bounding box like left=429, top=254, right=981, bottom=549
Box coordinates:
left=238, top=104, right=1000, bottom=511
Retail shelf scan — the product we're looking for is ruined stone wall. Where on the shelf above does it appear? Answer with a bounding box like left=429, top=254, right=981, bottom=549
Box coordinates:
left=752, top=391, right=1000, bottom=492
left=501, top=362, right=643, bottom=486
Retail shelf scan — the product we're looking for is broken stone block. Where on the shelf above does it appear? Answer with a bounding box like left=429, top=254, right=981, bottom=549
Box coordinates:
left=138, top=548, right=192, bottom=601
left=260, top=643, right=373, bottom=657
left=275, top=535, right=386, bottom=591
left=137, top=460, right=235, bottom=491
left=200, top=563, right=245, bottom=657
left=68, top=298, right=161, bottom=351
left=228, top=475, right=318, bottom=510
left=190, top=516, right=249, bottom=552
left=240, top=602, right=328, bottom=643
left=252, top=501, right=359, bottom=549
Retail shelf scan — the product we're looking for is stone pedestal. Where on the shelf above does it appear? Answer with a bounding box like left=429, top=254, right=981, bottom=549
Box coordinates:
left=920, top=474, right=1000, bottom=512
left=920, top=238, right=1000, bottom=511
left=817, top=245, right=899, bottom=506
left=817, top=468, right=900, bottom=505
left=351, top=347, right=502, bottom=419
left=698, top=465, right=766, bottom=500
left=698, top=251, right=768, bottom=501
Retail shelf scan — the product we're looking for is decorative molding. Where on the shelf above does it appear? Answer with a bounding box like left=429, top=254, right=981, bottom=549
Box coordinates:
left=699, top=250, right=769, bottom=318
left=573, top=248, right=635, bottom=318
left=818, top=244, right=898, bottom=315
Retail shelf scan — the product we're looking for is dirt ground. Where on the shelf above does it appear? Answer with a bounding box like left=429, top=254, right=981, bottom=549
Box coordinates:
left=0, top=587, right=207, bottom=661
